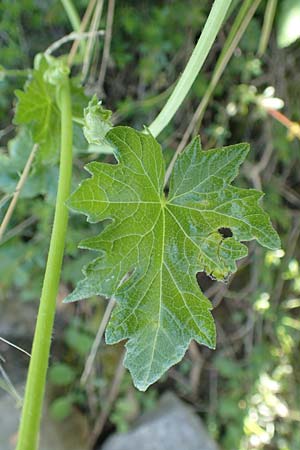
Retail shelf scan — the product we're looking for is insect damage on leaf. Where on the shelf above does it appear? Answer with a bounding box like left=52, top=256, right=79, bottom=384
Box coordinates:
left=64, top=126, right=280, bottom=391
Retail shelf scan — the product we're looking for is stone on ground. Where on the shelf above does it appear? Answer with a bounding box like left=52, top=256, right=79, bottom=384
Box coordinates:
left=101, top=392, right=219, bottom=450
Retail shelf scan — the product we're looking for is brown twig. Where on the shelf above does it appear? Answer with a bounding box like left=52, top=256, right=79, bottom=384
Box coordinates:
left=45, top=30, right=104, bottom=56
left=188, top=341, right=204, bottom=397
left=68, top=0, right=98, bottom=67
left=89, top=350, right=126, bottom=448
left=80, top=297, right=116, bottom=385
left=267, top=108, right=300, bottom=138
left=82, top=0, right=105, bottom=81
left=0, top=215, right=37, bottom=245
left=97, top=0, right=116, bottom=92
left=0, top=144, right=38, bottom=242
left=243, top=124, right=274, bottom=189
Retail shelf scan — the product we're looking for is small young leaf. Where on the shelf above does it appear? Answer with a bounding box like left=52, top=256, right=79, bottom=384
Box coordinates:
left=83, top=95, right=113, bottom=146
left=65, top=126, right=280, bottom=390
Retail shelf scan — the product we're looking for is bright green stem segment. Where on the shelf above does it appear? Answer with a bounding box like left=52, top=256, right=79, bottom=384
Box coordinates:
left=16, top=78, right=73, bottom=450
left=60, top=0, right=85, bottom=54
left=60, top=0, right=81, bottom=31
left=258, top=0, right=278, bottom=56
left=148, top=0, right=233, bottom=138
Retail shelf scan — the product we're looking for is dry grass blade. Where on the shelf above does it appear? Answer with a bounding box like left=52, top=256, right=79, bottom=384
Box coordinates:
left=0, top=337, right=31, bottom=358
left=68, top=0, right=98, bottom=67
left=97, top=0, right=116, bottom=92
left=0, top=362, right=22, bottom=404
left=45, top=30, right=104, bottom=56
left=82, top=0, right=105, bottom=81
left=80, top=297, right=116, bottom=385
left=0, top=143, right=38, bottom=242
left=89, top=350, right=126, bottom=448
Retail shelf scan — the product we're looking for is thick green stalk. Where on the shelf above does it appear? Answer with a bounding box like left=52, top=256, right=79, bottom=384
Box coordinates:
left=16, top=77, right=73, bottom=450
left=148, top=0, right=233, bottom=138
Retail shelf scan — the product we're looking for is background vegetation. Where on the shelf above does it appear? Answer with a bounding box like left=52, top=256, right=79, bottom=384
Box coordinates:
left=1, top=0, right=300, bottom=449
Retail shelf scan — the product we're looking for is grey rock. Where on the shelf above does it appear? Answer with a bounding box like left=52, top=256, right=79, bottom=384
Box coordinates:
left=101, top=392, right=219, bottom=450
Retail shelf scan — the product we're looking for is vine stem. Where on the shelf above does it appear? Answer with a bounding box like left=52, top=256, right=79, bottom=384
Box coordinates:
left=16, top=77, right=73, bottom=450
left=148, top=0, right=233, bottom=138
left=45, top=30, right=104, bottom=56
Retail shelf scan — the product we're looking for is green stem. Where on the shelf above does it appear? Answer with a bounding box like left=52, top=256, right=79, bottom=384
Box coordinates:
left=148, top=0, right=233, bottom=138
left=0, top=68, right=32, bottom=78
left=60, top=0, right=81, bottom=31
left=258, top=0, right=278, bottom=56
left=16, top=77, right=73, bottom=450
left=60, top=0, right=85, bottom=54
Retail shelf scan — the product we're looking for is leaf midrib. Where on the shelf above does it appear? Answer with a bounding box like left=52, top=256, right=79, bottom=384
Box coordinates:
left=142, top=204, right=165, bottom=387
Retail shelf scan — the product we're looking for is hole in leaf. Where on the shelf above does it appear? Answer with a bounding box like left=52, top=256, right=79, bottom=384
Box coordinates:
left=218, top=227, right=233, bottom=238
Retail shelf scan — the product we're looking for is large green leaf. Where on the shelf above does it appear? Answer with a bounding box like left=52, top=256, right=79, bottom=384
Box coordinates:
left=65, top=126, right=280, bottom=390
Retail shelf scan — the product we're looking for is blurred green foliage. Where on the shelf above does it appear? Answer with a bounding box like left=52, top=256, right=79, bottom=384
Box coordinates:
left=277, top=0, right=300, bottom=48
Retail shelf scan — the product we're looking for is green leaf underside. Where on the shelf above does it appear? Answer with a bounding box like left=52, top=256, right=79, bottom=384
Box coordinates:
left=83, top=95, right=113, bottom=146
left=13, top=55, right=86, bottom=165
left=14, top=57, right=60, bottom=164
left=65, top=126, right=280, bottom=390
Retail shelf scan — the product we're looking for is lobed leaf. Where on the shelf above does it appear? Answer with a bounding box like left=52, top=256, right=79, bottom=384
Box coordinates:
left=65, top=126, right=280, bottom=390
